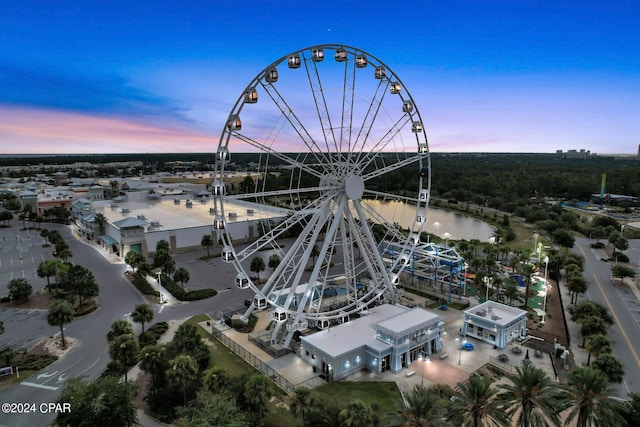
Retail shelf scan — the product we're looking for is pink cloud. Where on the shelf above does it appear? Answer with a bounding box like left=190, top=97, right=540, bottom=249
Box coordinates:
left=0, top=106, right=215, bottom=154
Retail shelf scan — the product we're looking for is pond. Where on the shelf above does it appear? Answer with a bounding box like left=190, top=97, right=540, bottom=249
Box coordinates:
left=361, top=199, right=495, bottom=242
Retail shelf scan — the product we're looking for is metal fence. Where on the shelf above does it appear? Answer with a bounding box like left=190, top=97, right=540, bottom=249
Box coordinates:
left=210, top=328, right=325, bottom=394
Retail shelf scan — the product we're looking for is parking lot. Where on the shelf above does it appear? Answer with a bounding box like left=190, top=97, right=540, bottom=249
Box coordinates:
left=0, top=227, right=54, bottom=298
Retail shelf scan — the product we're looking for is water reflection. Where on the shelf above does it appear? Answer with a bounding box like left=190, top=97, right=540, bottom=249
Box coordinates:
left=361, top=199, right=494, bottom=242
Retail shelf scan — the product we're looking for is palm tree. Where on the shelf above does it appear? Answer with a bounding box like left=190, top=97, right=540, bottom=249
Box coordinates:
left=311, top=244, right=320, bottom=265
left=47, top=300, right=74, bottom=349
left=580, top=316, right=608, bottom=347
left=107, top=318, right=134, bottom=342
left=448, top=374, right=508, bottom=427
left=585, top=334, right=612, bottom=365
left=244, top=374, right=272, bottom=424
left=504, top=281, right=522, bottom=307
left=201, top=234, right=213, bottom=257
left=124, top=251, right=145, bottom=273
left=517, top=263, right=537, bottom=310
left=563, top=366, right=626, bottom=427
left=497, top=365, right=564, bottom=427
left=57, top=247, right=73, bottom=263
left=290, top=386, right=315, bottom=427
left=492, top=228, right=503, bottom=261
left=250, top=256, right=265, bottom=280
left=338, top=399, right=378, bottom=427
left=205, top=368, right=230, bottom=394
left=173, top=267, right=190, bottom=290
left=156, top=239, right=170, bottom=253
left=387, top=385, right=446, bottom=427
left=109, top=334, right=139, bottom=382
left=592, top=354, right=625, bottom=384
left=268, top=253, right=281, bottom=272
left=567, top=273, right=588, bottom=304
left=166, top=354, right=199, bottom=405
left=139, top=344, right=168, bottom=394
left=131, top=303, right=154, bottom=333
left=94, top=212, right=107, bottom=235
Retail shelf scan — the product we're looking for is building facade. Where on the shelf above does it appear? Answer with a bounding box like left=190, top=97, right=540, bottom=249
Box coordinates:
left=300, top=304, right=444, bottom=381
left=460, top=301, right=527, bottom=349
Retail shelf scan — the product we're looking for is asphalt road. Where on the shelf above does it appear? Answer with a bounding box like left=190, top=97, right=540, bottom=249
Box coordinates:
left=0, top=224, right=250, bottom=427
left=572, top=237, right=640, bottom=397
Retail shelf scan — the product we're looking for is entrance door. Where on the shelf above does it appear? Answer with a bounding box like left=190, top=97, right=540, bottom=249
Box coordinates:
left=381, top=355, right=390, bottom=372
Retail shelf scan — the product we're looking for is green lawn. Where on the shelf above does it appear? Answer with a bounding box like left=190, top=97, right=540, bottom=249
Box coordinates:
left=314, top=381, right=401, bottom=425
left=186, top=315, right=404, bottom=426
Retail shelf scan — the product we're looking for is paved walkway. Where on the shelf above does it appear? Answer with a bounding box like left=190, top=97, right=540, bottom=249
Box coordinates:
left=128, top=318, right=188, bottom=427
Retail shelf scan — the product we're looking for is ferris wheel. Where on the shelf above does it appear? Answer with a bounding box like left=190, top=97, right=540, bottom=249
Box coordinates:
left=212, top=44, right=431, bottom=348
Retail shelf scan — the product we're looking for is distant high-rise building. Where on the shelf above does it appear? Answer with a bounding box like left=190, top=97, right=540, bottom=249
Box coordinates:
left=556, top=149, right=591, bottom=159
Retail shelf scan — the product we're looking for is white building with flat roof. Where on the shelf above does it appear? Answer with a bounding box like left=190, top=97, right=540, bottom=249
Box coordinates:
left=461, top=301, right=527, bottom=349
left=300, top=304, right=444, bottom=381
left=92, top=196, right=290, bottom=258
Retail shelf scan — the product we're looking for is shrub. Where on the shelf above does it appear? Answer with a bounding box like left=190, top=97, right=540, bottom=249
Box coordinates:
left=74, top=300, right=98, bottom=316
left=612, top=252, right=629, bottom=263
left=101, top=360, right=126, bottom=378
left=129, top=272, right=160, bottom=296
left=160, top=275, right=217, bottom=301
left=17, top=354, right=58, bottom=370
left=231, top=314, right=258, bottom=332
left=139, top=322, right=169, bottom=346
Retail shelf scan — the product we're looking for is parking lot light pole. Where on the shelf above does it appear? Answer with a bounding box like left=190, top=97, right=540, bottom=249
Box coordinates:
left=541, top=256, right=549, bottom=324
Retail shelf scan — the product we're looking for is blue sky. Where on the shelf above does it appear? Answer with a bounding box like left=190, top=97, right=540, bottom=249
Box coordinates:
left=0, top=1, right=638, bottom=154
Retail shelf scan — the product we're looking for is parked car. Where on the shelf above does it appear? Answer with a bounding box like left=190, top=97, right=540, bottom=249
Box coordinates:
left=461, top=342, right=474, bottom=351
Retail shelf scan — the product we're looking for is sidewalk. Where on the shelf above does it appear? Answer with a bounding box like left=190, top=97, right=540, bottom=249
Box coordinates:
left=146, top=275, right=180, bottom=306
left=128, top=317, right=189, bottom=427
left=559, top=276, right=589, bottom=369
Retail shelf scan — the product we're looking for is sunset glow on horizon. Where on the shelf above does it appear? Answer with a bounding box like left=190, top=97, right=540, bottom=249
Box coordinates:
left=1, top=1, right=638, bottom=155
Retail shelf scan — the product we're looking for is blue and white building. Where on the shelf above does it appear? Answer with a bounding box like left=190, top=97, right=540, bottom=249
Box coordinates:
left=461, top=301, right=527, bottom=349
left=300, top=304, right=444, bottom=381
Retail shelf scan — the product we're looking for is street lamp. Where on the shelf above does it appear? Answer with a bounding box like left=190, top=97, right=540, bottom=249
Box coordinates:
left=418, top=353, right=430, bottom=386
left=483, top=276, right=490, bottom=302
left=457, top=335, right=466, bottom=365
left=156, top=271, right=165, bottom=304
left=443, top=232, right=450, bottom=247
left=463, top=263, right=468, bottom=296
left=541, top=256, right=549, bottom=324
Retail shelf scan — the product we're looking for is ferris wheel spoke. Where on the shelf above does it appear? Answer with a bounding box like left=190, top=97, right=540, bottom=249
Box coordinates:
left=234, top=194, right=334, bottom=262
left=351, top=201, right=396, bottom=291
left=278, top=200, right=337, bottom=314
left=354, top=114, right=413, bottom=172
left=359, top=201, right=407, bottom=242
left=351, top=79, right=388, bottom=156
left=362, top=153, right=425, bottom=182
left=260, top=81, right=335, bottom=174
left=302, top=56, right=340, bottom=160
left=225, top=186, right=338, bottom=201
left=251, top=204, right=331, bottom=302
left=363, top=189, right=422, bottom=205
left=287, top=196, right=348, bottom=334
left=231, top=131, right=333, bottom=183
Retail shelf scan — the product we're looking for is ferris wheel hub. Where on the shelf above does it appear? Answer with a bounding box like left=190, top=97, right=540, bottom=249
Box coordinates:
left=344, top=175, right=365, bottom=200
